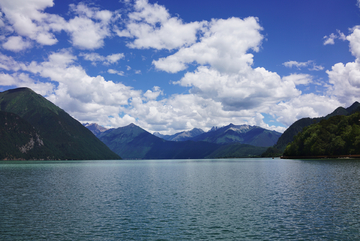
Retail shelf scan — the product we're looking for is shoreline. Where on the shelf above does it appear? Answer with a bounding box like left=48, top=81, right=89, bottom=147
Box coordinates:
left=281, top=155, right=360, bottom=159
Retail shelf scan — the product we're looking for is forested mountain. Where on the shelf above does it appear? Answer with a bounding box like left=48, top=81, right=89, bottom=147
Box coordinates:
left=0, top=88, right=121, bottom=160
left=283, top=112, right=360, bottom=157
left=262, top=101, right=360, bottom=157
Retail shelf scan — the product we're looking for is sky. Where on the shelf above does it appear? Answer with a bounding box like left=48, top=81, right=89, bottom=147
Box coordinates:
left=0, top=0, right=360, bottom=134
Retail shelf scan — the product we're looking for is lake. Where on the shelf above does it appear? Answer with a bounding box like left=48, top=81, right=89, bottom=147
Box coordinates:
left=1, top=158, right=360, bottom=240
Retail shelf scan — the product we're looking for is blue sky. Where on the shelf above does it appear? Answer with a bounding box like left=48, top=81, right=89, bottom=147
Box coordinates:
left=0, top=0, right=359, bottom=134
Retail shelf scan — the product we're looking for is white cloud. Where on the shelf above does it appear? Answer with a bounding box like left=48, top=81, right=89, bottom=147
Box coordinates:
left=64, top=3, right=113, bottom=49
left=283, top=60, right=324, bottom=71
left=116, top=0, right=203, bottom=50
left=0, top=53, right=26, bottom=71
left=80, top=52, right=125, bottom=65
left=144, top=86, right=162, bottom=100
left=270, top=94, right=342, bottom=126
left=283, top=60, right=310, bottom=68
left=0, top=72, right=54, bottom=95
left=66, top=18, right=110, bottom=50
left=153, top=17, right=263, bottom=73
left=282, top=74, right=312, bottom=86
left=0, top=0, right=63, bottom=45
left=175, top=66, right=300, bottom=112
left=323, top=30, right=346, bottom=45
left=0, top=1, right=116, bottom=50
left=326, top=26, right=360, bottom=106
left=0, top=72, right=16, bottom=85
left=2, top=36, right=32, bottom=51
left=108, top=69, right=124, bottom=76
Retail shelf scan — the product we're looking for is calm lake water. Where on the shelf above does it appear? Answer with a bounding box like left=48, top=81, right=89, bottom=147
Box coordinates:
left=1, top=158, right=360, bottom=240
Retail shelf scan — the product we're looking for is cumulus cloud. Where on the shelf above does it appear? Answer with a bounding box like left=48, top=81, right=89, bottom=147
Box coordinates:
left=2, top=36, right=32, bottom=51
left=326, top=26, right=360, bottom=106
left=65, top=3, right=113, bottom=49
left=174, top=66, right=300, bottom=112
left=270, top=94, right=342, bottom=126
left=115, top=0, right=203, bottom=50
left=0, top=0, right=63, bottom=45
left=144, top=86, right=162, bottom=100
left=0, top=72, right=54, bottom=95
left=153, top=17, right=263, bottom=73
left=0, top=1, right=116, bottom=50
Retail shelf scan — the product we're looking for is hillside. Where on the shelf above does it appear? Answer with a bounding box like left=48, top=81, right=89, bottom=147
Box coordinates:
left=0, top=88, right=121, bottom=160
left=0, top=111, right=53, bottom=160
left=262, top=101, right=360, bottom=157
left=283, top=112, right=360, bottom=157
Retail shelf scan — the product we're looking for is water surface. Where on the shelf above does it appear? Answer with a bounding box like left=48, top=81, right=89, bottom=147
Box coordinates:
left=1, top=158, right=360, bottom=240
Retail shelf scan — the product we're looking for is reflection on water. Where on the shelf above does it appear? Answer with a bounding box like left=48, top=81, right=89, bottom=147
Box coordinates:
left=1, top=159, right=360, bottom=240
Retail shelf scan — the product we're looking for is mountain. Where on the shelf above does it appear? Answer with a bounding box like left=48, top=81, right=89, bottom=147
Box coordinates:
left=190, top=123, right=281, bottom=147
left=83, top=123, right=108, bottom=136
left=98, top=123, right=163, bottom=159
left=153, top=128, right=204, bottom=141
left=97, top=123, right=267, bottom=159
left=262, top=101, right=360, bottom=157
left=283, top=111, right=360, bottom=157
left=0, top=87, right=121, bottom=160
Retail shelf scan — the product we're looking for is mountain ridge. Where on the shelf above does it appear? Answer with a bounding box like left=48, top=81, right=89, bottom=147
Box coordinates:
left=95, top=123, right=267, bottom=159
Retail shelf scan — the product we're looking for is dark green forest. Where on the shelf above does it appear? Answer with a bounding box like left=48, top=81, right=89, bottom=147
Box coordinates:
left=283, top=112, right=360, bottom=157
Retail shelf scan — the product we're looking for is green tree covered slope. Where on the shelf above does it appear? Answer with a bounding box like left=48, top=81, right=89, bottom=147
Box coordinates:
left=0, top=88, right=121, bottom=160
left=283, top=112, right=360, bottom=157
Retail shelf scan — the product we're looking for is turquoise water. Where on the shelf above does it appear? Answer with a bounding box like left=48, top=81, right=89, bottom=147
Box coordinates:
left=1, top=158, right=360, bottom=240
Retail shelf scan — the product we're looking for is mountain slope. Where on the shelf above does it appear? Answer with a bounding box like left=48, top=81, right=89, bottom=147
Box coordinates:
left=0, top=111, right=54, bottom=160
left=98, top=123, right=164, bottom=159
left=191, top=123, right=281, bottom=147
left=283, top=111, right=360, bottom=157
left=0, top=87, right=121, bottom=160
left=263, top=101, right=360, bottom=157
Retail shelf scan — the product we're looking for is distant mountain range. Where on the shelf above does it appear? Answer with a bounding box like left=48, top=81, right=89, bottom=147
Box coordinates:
left=152, top=124, right=281, bottom=147
left=262, top=101, right=360, bottom=157
left=190, top=124, right=281, bottom=147
left=0, top=88, right=121, bottom=160
left=153, top=128, right=204, bottom=141
left=86, top=122, right=279, bottom=159
left=83, top=123, right=108, bottom=136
